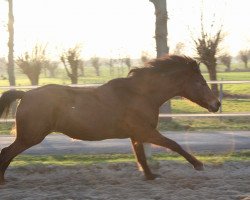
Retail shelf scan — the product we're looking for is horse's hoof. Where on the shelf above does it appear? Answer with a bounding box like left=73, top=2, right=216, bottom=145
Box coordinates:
left=194, top=164, right=204, bottom=171
left=145, top=173, right=160, bottom=180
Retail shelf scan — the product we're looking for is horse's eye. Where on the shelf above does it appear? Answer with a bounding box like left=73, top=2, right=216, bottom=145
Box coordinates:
left=196, top=82, right=206, bottom=86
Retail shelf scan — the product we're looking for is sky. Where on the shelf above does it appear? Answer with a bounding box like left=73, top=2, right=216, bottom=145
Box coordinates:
left=0, top=0, right=250, bottom=60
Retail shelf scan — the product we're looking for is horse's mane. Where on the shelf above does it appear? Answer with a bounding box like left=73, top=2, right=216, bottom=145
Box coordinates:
left=129, top=54, right=199, bottom=77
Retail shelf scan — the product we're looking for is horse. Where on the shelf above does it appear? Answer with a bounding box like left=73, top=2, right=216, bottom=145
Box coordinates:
left=0, top=55, right=220, bottom=184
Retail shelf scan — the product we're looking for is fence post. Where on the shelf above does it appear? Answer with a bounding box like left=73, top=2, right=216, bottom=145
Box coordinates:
left=143, top=143, right=152, bottom=158
left=219, top=78, right=223, bottom=113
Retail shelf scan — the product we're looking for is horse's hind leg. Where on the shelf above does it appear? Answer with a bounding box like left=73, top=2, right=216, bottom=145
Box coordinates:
left=0, top=133, right=46, bottom=184
left=144, top=130, right=204, bottom=171
left=0, top=139, right=29, bottom=184
left=131, top=139, right=158, bottom=180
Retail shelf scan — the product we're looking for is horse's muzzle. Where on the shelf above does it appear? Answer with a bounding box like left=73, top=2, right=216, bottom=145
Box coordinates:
left=208, top=101, right=221, bottom=112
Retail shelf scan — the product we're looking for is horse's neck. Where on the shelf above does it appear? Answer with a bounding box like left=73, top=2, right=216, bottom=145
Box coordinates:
left=131, top=76, right=182, bottom=108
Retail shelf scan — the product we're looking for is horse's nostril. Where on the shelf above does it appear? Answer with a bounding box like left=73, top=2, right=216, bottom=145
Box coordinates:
left=208, top=101, right=221, bottom=112
left=217, top=101, right=221, bottom=108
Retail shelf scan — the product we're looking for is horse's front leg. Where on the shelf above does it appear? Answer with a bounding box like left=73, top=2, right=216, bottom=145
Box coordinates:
left=143, top=130, right=204, bottom=171
left=130, top=139, right=159, bottom=180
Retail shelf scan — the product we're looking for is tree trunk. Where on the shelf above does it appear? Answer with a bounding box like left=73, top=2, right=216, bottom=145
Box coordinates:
left=244, top=61, right=248, bottom=68
left=66, top=72, right=77, bottom=84
left=150, top=0, right=169, bottom=57
left=30, top=77, right=39, bottom=86
left=150, top=0, right=171, bottom=115
left=95, top=67, right=100, bottom=76
left=26, top=72, right=39, bottom=85
left=7, top=0, right=15, bottom=86
left=71, top=67, right=78, bottom=84
left=207, top=64, right=219, bottom=96
left=71, top=76, right=78, bottom=84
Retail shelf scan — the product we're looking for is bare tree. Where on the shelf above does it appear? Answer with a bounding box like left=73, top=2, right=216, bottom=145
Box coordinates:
left=149, top=0, right=169, bottom=57
left=238, top=50, right=250, bottom=68
left=44, top=61, right=58, bottom=78
left=123, top=57, right=132, bottom=71
left=7, top=0, right=15, bottom=86
left=141, top=51, right=150, bottom=65
left=60, top=46, right=81, bottom=84
left=90, top=57, right=101, bottom=76
left=16, top=44, right=47, bottom=85
left=107, top=58, right=114, bottom=76
left=173, top=42, right=185, bottom=55
left=219, top=53, right=232, bottom=71
left=193, top=16, right=223, bottom=96
left=117, top=57, right=124, bottom=75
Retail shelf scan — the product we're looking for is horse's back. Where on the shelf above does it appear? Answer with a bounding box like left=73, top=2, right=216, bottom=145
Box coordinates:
left=16, top=84, right=97, bottom=126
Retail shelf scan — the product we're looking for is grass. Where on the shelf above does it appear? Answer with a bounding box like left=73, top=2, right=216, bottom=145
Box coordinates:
left=203, top=71, right=250, bottom=95
left=160, top=98, right=250, bottom=131
left=158, top=117, right=250, bottom=131
left=171, top=98, right=250, bottom=113
left=10, top=151, right=250, bottom=167
left=0, top=123, right=13, bottom=134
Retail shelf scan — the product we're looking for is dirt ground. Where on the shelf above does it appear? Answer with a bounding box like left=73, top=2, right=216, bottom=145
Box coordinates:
left=1, top=161, right=250, bottom=200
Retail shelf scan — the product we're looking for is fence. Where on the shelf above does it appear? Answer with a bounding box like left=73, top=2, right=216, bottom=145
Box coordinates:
left=0, top=80, right=250, bottom=123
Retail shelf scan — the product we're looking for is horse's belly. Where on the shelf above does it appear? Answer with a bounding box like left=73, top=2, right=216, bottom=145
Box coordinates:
left=54, top=104, right=129, bottom=141
left=56, top=119, right=129, bottom=141
left=62, top=129, right=129, bottom=141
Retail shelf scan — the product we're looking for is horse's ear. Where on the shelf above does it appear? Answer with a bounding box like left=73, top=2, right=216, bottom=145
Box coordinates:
left=189, top=59, right=201, bottom=73
left=128, top=68, right=138, bottom=77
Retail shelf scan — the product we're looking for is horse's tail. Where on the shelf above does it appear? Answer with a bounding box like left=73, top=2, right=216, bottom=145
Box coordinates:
left=0, top=90, right=25, bottom=118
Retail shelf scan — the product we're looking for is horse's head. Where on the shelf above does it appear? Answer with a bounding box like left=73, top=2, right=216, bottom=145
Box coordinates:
left=131, top=55, right=221, bottom=112
left=180, top=59, right=221, bottom=112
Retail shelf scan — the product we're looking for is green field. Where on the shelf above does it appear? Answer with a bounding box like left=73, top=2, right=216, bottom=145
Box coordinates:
left=0, top=65, right=250, bottom=133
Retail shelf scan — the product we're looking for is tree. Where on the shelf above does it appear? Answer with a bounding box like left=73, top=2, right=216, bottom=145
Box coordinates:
left=193, top=16, right=223, bottom=96
left=141, top=51, right=150, bottom=65
left=7, top=0, right=15, bottom=86
left=114, top=57, right=124, bottom=75
left=107, top=58, right=114, bottom=76
left=149, top=0, right=169, bottom=57
left=238, top=50, right=250, bottom=68
left=90, top=57, right=101, bottom=76
left=150, top=0, right=171, bottom=115
left=61, top=46, right=81, bottom=84
left=16, top=45, right=46, bottom=85
left=44, top=61, right=58, bottom=78
left=123, top=57, right=132, bottom=71
left=219, top=53, right=232, bottom=71
left=173, top=42, right=185, bottom=55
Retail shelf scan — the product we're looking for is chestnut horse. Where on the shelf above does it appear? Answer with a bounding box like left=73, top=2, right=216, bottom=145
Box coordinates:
left=0, top=55, right=220, bottom=184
